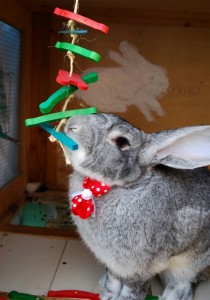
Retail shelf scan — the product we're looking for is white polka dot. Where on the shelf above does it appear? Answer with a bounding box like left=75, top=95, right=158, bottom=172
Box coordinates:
left=101, top=183, right=105, bottom=186
left=87, top=207, right=90, bottom=211
left=73, top=204, right=77, bottom=207
left=78, top=198, right=82, bottom=202
left=104, top=190, right=108, bottom=193
left=96, top=188, right=100, bottom=192
left=75, top=196, right=78, bottom=199
left=91, top=185, right=95, bottom=189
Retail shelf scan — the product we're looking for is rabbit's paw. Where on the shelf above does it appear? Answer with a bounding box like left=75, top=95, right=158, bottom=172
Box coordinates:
left=162, top=282, right=193, bottom=300
left=115, top=284, right=146, bottom=300
left=100, top=291, right=119, bottom=300
left=99, top=272, right=122, bottom=300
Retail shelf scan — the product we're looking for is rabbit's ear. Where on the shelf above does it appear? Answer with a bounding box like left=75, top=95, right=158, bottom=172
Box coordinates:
left=148, top=126, right=210, bottom=169
left=108, top=50, right=127, bottom=67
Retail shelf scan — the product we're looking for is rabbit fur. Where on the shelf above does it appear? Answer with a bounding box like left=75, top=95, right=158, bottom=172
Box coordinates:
left=64, top=113, right=210, bottom=300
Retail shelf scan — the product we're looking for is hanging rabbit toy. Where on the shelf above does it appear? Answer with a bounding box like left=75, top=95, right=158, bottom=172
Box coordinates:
left=64, top=113, right=210, bottom=300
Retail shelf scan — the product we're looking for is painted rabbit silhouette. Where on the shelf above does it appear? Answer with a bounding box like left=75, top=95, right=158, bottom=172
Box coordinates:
left=77, top=41, right=169, bottom=121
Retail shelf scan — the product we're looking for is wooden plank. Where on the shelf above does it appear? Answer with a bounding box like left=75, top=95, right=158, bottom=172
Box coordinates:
left=19, top=0, right=210, bottom=14
left=27, top=13, right=51, bottom=183
left=18, top=1, right=210, bottom=28
left=0, top=178, right=25, bottom=220
left=0, top=224, right=78, bottom=239
left=0, top=0, right=32, bottom=29
left=0, top=233, right=66, bottom=294
left=50, top=239, right=105, bottom=293
left=78, top=7, right=210, bottom=28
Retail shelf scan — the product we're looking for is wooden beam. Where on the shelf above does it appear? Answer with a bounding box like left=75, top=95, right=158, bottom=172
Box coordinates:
left=0, top=223, right=79, bottom=238
left=27, top=13, right=51, bottom=183
left=20, top=2, right=210, bottom=28
left=79, top=7, right=210, bottom=28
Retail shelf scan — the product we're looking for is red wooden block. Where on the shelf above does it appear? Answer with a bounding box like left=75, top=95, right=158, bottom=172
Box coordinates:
left=56, top=69, right=88, bottom=90
left=54, top=7, right=109, bottom=34
left=48, top=290, right=100, bottom=299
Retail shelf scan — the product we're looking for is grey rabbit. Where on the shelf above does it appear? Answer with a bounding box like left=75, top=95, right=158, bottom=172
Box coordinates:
left=64, top=113, right=210, bottom=300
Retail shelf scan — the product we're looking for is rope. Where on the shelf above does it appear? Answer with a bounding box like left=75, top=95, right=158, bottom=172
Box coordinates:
left=49, top=0, right=80, bottom=165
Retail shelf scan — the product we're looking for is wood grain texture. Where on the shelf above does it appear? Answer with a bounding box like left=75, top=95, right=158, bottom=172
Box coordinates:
left=46, top=19, right=210, bottom=189
left=18, top=0, right=210, bottom=14
left=27, top=13, right=51, bottom=183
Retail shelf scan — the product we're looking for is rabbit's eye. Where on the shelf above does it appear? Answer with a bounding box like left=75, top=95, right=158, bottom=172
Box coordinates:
left=115, top=137, right=130, bottom=149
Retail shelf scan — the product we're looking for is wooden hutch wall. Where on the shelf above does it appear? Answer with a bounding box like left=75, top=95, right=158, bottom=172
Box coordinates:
left=27, top=4, right=210, bottom=190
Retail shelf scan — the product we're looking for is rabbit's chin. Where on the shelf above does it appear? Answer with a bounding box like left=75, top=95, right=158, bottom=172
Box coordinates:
left=69, top=147, right=105, bottom=183
left=70, top=146, right=87, bottom=171
left=68, top=146, right=126, bottom=186
left=70, top=150, right=124, bottom=187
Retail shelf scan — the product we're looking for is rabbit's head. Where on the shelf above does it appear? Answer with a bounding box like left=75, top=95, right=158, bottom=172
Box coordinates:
left=64, top=114, right=148, bottom=186
left=64, top=113, right=210, bottom=187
